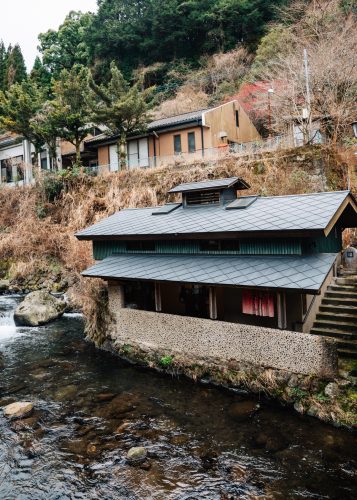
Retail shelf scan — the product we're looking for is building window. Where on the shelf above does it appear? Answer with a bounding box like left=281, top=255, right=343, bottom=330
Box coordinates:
left=126, top=240, right=156, bottom=252
left=235, top=110, right=239, bottom=128
left=199, top=240, right=220, bottom=251
left=174, top=134, right=182, bottom=154
left=188, top=132, right=196, bottom=153
left=221, top=240, right=240, bottom=251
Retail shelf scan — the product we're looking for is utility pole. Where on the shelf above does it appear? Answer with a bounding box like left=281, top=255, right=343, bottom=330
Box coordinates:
left=303, top=48, right=312, bottom=144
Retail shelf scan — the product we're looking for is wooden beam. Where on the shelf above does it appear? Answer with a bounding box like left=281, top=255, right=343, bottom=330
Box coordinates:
left=277, top=292, right=287, bottom=329
left=324, top=195, right=357, bottom=236
left=155, top=282, right=162, bottom=312
left=209, top=286, right=217, bottom=320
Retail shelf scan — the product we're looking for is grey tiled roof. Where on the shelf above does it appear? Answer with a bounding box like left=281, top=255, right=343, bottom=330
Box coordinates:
left=82, top=253, right=337, bottom=292
left=147, top=109, right=206, bottom=130
left=76, top=191, right=351, bottom=239
left=168, top=177, right=248, bottom=193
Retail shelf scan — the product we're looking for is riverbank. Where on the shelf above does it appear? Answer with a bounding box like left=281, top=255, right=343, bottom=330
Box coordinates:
left=0, top=294, right=356, bottom=499
left=0, top=144, right=356, bottom=430
left=99, top=334, right=357, bottom=430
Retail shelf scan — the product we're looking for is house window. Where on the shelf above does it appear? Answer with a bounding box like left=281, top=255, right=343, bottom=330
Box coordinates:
left=174, top=134, right=182, bottom=154
left=235, top=110, right=239, bottom=127
left=188, top=132, right=196, bottom=153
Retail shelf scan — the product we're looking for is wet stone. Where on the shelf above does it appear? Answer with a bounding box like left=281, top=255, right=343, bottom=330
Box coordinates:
left=3, top=401, right=34, bottom=419
left=97, top=392, right=117, bottom=402
left=324, top=382, right=340, bottom=399
left=54, top=384, right=79, bottom=401
left=127, top=446, right=148, bottom=464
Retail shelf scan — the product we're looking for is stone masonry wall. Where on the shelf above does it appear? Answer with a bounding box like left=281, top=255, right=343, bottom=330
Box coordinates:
left=108, top=289, right=338, bottom=378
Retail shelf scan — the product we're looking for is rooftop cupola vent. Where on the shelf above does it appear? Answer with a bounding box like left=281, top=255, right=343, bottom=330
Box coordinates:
left=168, top=177, right=250, bottom=208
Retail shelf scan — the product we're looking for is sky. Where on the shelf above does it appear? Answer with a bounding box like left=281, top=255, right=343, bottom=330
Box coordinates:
left=0, top=0, right=98, bottom=70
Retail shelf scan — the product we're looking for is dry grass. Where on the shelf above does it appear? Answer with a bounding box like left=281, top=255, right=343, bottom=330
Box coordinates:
left=0, top=144, right=354, bottom=316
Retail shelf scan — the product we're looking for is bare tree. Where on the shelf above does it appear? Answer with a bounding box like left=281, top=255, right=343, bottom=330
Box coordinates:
left=257, top=0, right=357, bottom=144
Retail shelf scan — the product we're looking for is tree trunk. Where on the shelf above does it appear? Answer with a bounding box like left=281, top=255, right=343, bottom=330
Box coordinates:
left=75, top=140, right=81, bottom=166
left=119, top=132, right=127, bottom=170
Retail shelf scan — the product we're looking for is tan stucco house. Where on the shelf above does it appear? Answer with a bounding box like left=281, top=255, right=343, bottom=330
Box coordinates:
left=83, top=100, right=262, bottom=171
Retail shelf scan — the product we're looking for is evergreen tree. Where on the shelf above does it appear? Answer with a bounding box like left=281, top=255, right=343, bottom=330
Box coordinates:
left=89, top=62, right=153, bottom=168
left=0, top=41, right=7, bottom=92
left=30, top=56, right=52, bottom=94
left=3, top=44, right=27, bottom=89
left=0, top=80, right=45, bottom=164
left=50, top=65, right=92, bottom=165
left=38, top=11, right=93, bottom=78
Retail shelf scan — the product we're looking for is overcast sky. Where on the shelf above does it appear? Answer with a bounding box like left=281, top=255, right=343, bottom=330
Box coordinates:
left=1, top=0, right=98, bottom=70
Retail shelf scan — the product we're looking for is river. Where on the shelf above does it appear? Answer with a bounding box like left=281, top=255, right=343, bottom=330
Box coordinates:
left=0, top=295, right=356, bottom=499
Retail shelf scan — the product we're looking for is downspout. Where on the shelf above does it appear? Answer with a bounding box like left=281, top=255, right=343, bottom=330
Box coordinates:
left=200, top=124, right=205, bottom=158
left=153, top=132, right=157, bottom=167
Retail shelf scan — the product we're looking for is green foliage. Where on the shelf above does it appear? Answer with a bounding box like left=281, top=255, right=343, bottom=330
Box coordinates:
left=89, top=62, right=153, bottom=167
left=289, top=387, right=308, bottom=400
left=30, top=57, right=52, bottom=94
left=50, top=65, right=92, bottom=164
left=0, top=79, right=45, bottom=159
left=3, top=44, right=27, bottom=90
left=39, top=167, right=82, bottom=202
left=38, top=11, right=94, bottom=78
left=315, top=392, right=329, bottom=403
left=85, top=0, right=287, bottom=78
left=250, top=25, right=290, bottom=78
left=0, top=41, right=7, bottom=92
left=122, top=344, right=133, bottom=354
left=159, top=355, right=174, bottom=367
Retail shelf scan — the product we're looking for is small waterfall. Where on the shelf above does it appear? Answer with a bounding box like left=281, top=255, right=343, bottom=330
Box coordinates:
left=0, top=296, right=18, bottom=341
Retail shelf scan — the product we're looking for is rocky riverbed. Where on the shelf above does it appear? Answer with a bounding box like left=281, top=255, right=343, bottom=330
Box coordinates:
left=0, top=295, right=356, bottom=499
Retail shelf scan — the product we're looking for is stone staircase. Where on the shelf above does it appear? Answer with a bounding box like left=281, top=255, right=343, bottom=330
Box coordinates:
left=310, top=270, right=357, bottom=359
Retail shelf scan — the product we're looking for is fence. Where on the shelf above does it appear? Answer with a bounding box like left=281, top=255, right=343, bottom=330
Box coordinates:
left=87, top=135, right=294, bottom=175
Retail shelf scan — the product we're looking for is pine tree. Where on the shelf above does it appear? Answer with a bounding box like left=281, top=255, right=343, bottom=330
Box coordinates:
left=0, top=79, right=45, bottom=165
left=0, top=41, right=8, bottom=92
left=30, top=56, right=52, bottom=94
left=89, top=62, right=153, bottom=169
left=3, top=44, right=27, bottom=89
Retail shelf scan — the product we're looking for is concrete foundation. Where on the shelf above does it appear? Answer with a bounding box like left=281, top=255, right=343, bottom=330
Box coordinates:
left=107, top=285, right=338, bottom=378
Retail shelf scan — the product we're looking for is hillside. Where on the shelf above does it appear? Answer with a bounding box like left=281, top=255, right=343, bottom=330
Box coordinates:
left=0, top=144, right=354, bottom=337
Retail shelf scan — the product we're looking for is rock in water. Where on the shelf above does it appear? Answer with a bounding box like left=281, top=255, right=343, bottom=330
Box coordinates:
left=14, top=291, right=66, bottom=327
left=3, top=401, right=34, bottom=419
left=127, top=446, right=148, bottom=464
left=0, top=279, right=10, bottom=292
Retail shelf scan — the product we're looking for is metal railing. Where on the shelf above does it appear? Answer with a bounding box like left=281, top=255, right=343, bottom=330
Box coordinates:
left=87, top=135, right=294, bottom=174
left=0, top=162, right=33, bottom=187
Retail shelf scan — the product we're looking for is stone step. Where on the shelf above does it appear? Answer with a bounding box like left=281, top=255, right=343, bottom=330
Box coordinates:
left=319, top=304, right=357, bottom=315
left=325, top=289, right=357, bottom=299
left=310, top=330, right=357, bottom=351
left=322, top=296, right=357, bottom=307
left=338, top=269, right=357, bottom=276
left=337, top=349, right=357, bottom=359
left=311, top=325, right=357, bottom=340
left=313, top=320, right=357, bottom=334
left=316, top=311, right=357, bottom=323
left=335, top=277, right=357, bottom=286
left=328, top=284, right=357, bottom=292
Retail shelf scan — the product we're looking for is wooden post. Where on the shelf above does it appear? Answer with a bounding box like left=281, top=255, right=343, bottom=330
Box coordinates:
left=277, top=292, right=287, bottom=329
left=155, top=282, right=162, bottom=312
left=209, top=286, right=217, bottom=320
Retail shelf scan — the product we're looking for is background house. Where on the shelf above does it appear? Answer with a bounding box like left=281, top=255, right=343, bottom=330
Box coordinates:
left=84, top=100, right=261, bottom=171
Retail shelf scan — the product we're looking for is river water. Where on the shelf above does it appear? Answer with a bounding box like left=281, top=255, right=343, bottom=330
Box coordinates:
left=0, top=295, right=356, bottom=499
